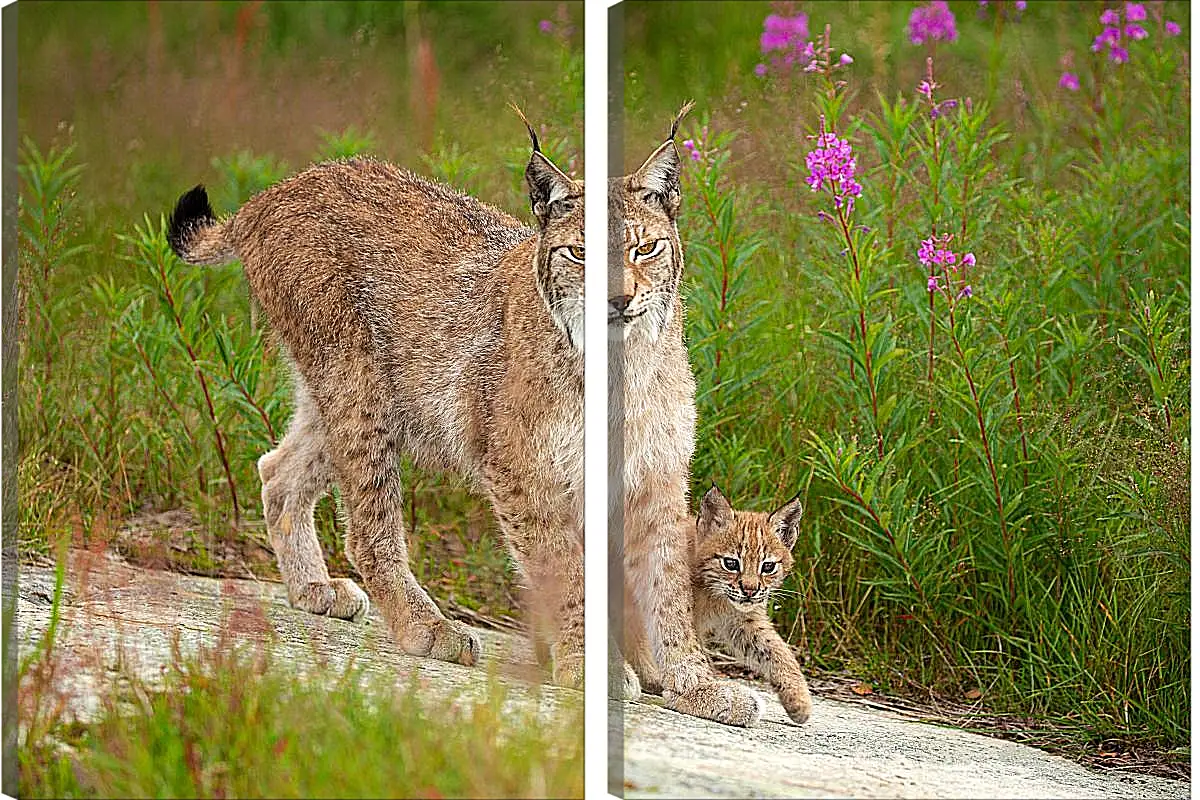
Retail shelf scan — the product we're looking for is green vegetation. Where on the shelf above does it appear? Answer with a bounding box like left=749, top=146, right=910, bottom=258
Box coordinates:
left=623, top=0, right=1188, bottom=769
left=18, top=2, right=580, bottom=795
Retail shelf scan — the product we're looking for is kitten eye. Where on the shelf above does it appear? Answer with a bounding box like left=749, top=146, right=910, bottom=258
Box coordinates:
left=760, top=561, right=778, bottom=575
left=563, top=245, right=585, bottom=263
left=720, top=556, right=740, bottom=572
left=634, top=239, right=664, bottom=257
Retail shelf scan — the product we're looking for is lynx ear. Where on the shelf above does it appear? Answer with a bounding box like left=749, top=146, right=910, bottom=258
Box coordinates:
left=697, top=484, right=734, bottom=535
left=630, top=140, right=682, bottom=217
left=525, top=150, right=576, bottom=227
left=669, top=100, right=696, bottom=140
left=767, top=493, right=804, bottom=551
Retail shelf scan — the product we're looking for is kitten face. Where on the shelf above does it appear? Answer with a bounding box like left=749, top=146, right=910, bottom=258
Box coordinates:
left=692, top=486, right=803, bottom=612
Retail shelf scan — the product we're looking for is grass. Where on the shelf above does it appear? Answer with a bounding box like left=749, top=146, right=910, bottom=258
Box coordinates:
left=18, top=560, right=582, bottom=798
left=620, top=0, right=1189, bottom=771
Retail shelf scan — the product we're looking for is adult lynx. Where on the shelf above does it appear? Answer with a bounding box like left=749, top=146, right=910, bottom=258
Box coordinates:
left=167, top=121, right=586, bottom=685
left=611, top=104, right=764, bottom=727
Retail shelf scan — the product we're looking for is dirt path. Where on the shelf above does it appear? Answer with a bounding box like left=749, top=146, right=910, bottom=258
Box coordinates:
left=16, top=553, right=1189, bottom=799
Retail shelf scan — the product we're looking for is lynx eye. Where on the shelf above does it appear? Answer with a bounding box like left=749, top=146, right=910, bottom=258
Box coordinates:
left=635, top=239, right=664, bottom=257
left=720, top=556, right=740, bottom=572
left=760, top=561, right=778, bottom=575
left=563, top=245, right=585, bottom=263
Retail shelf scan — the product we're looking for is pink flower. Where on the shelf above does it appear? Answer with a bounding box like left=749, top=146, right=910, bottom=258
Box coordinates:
left=538, top=19, right=554, bottom=34
left=928, top=275, right=941, bottom=292
left=963, top=252, right=976, bottom=267
left=754, top=63, right=768, bottom=76
left=1100, top=8, right=1121, bottom=26
left=958, top=285, right=973, bottom=299
left=1058, top=72, right=1080, bottom=91
left=1123, top=2, right=1147, bottom=22
left=1165, top=21, right=1181, bottom=36
left=1124, top=23, right=1148, bottom=40
left=908, top=0, right=958, bottom=45
left=839, top=53, right=854, bottom=65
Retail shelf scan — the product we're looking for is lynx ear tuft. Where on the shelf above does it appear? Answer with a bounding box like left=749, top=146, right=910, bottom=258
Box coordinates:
left=698, top=484, right=734, bottom=534
left=767, top=493, right=805, bottom=551
left=525, top=150, right=576, bottom=227
left=509, top=102, right=541, bottom=153
left=669, top=100, right=696, bottom=141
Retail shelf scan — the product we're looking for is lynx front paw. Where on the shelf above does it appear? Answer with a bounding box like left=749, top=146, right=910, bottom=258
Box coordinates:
left=552, top=653, right=585, bottom=690
left=401, top=619, right=482, bottom=667
left=666, top=680, right=764, bottom=728
left=289, top=579, right=369, bottom=622
left=780, top=685, right=813, bottom=724
left=610, top=660, right=642, bottom=700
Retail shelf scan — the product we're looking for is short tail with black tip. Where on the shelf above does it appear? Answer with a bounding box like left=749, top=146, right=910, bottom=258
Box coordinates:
left=166, top=185, right=237, bottom=265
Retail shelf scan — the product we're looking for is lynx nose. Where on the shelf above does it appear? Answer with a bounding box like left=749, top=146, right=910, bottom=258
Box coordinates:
left=609, top=294, right=634, bottom=314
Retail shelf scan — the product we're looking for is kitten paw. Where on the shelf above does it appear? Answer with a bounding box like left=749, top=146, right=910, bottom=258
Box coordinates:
left=659, top=654, right=713, bottom=697
left=666, top=680, right=764, bottom=728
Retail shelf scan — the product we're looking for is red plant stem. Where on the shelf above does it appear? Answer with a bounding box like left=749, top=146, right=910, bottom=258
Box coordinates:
left=834, top=475, right=937, bottom=627
left=834, top=203, right=883, bottom=458
left=224, top=360, right=277, bottom=444
left=1001, top=334, right=1031, bottom=488
left=948, top=308, right=1014, bottom=604
left=156, top=256, right=241, bottom=527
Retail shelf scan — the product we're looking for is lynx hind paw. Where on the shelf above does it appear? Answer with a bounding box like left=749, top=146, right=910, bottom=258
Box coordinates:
left=781, top=687, right=813, bottom=724
left=618, top=661, right=642, bottom=701
left=667, top=680, right=765, bottom=728
left=403, top=619, right=482, bottom=667
left=328, top=578, right=370, bottom=623
left=290, top=579, right=369, bottom=623
left=552, top=653, right=585, bottom=690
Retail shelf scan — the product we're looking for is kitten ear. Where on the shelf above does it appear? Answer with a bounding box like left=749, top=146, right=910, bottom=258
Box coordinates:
left=767, top=493, right=804, bottom=551
left=525, top=150, right=577, bottom=228
left=630, top=140, right=682, bottom=218
left=697, top=484, right=734, bottom=534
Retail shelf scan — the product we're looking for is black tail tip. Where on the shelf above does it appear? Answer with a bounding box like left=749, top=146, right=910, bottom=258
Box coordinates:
left=167, top=185, right=215, bottom=256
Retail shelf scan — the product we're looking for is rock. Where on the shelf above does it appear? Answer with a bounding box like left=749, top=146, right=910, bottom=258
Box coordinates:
left=16, top=551, right=1190, bottom=799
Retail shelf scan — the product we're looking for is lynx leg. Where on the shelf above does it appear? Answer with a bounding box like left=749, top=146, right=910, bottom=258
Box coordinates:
left=260, top=390, right=368, bottom=622
left=718, top=612, right=813, bottom=724
left=319, top=383, right=480, bottom=667
left=486, top=474, right=584, bottom=689
left=622, top=582, right=662, bottom=695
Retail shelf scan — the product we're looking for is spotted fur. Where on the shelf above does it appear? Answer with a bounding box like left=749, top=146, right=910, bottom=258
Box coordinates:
left=167, top=127, right=586, bottom=686
left=691, top=485, right=813, bottom=724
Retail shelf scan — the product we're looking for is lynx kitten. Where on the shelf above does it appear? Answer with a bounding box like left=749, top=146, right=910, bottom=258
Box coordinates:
left=167, top=116, right=586, bottom=686
left=691, top=485, right=814, bottom=724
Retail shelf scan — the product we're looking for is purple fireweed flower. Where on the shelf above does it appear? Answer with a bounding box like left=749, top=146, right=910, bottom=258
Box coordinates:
left=806, top=125, right=863, bottom=213
left=682, top=139, right=702, bottom=162
left=754, top=63, right=768, bottom=77
left=1165, top=20, right=1181, bottom=36
left=1110, top=44, right=1129, bottom=63
left=1100, top=8, right=1121, bottom=25
left=839, top=53, right=854, bottom=65
left=539, top=19, right=554, bottom=34
left=963, top=252, right=976, bottom=267
left=1058, top=71, right=1080, bottom=90
left=1125, top=23, right=1148, bottom=39
left=1124, top=2, right=1147, bottom=22
left=761, top=13, right=809, bottom=53
left=1015, top=1, right=1027, bottom=9
left=928, top=275, right=941, bottom=292
left=917, top=79, right=935, bottom=99
left=958, top=285, right=973, bottom=299
left=908, top=1, right=958, bottom=45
